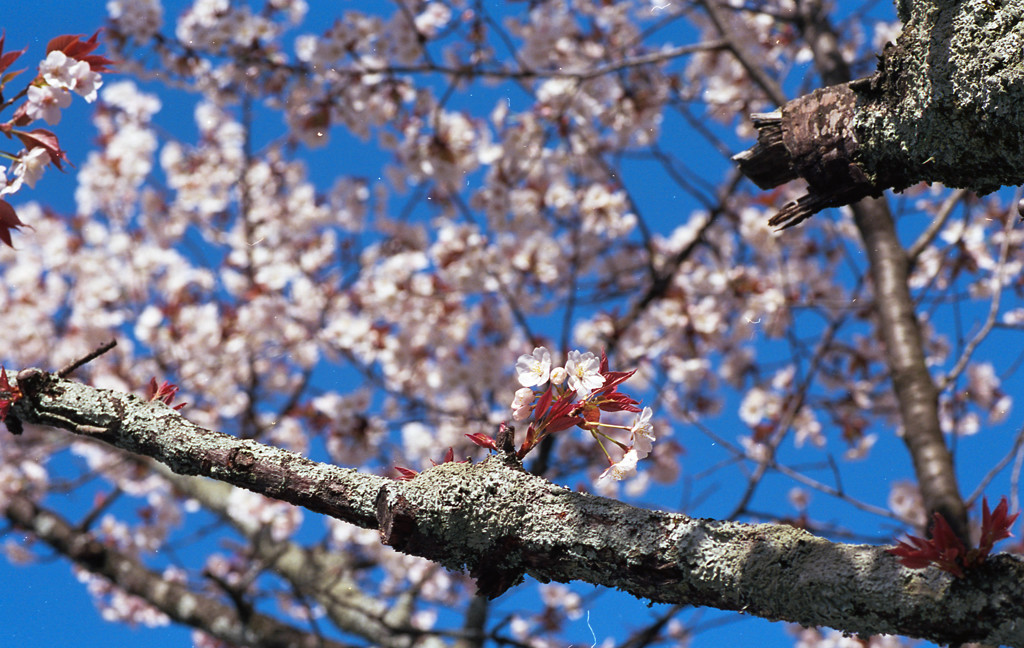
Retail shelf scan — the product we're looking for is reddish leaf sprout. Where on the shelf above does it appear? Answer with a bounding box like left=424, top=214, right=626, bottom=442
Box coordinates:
left=45, top=30, right=116, bottom=72
left=0, top=201, right=27, bottom=248
left=394, top=447, right=468, bottom=481
left=0, top=367, right=22, bottom=422
left=146, top=377, right=187, bottom=410
left=887, top=497, right=1019, bottom=578
left=393, top=466, right=420, bottom=481
left=465, top=432, right=498, bottom=452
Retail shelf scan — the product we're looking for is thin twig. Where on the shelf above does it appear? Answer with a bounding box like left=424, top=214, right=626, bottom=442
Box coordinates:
left=966, top=423, right=1024, bottom=508
left=57, top=339, right=118, bottom=378
left=907, top=188, right=967, bottom=265
left=939, top=206, right=1016, bottom=390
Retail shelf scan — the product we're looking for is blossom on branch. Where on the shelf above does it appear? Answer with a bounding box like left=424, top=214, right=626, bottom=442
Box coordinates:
left=515, top=346, right=552, bottom=387
left=0, top=31, right=112, bottom=247
left=565, top=349, right=604, bottom=398
left=25, top=85, right=72, bottom=125
left=507, top=346, right=652, bottom=482
left=600, top=448, right=639, bottom=482
left=629, top=407, right=655, bottom=458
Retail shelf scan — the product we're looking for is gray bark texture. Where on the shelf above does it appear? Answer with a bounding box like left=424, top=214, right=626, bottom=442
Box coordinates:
left=6, top=368, right=1024, bottom=647
left=734, top=0, right=1024, bottom=228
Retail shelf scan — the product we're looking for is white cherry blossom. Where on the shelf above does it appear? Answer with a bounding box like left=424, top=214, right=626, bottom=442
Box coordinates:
left=565, top=349, right=604, bottom=398
left=516, top=346, right=552, bottom=388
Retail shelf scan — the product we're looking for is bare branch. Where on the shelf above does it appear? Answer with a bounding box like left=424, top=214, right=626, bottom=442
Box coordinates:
left=3, top=493, right=357, bottom=648
left=57, top=339, right=118, bottom=378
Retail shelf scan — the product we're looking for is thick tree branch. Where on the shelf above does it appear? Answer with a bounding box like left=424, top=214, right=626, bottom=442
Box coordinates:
left=850, top=197, right=969, bottom=542
left=5, top=370, right=1024, bottom=647
left=3, top=493, right=355, bottom=648
left=735, top=0, right=1024, bottom=224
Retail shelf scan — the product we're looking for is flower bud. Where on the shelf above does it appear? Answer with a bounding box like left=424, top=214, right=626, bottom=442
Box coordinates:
left=550, top=366, right=568, bottom=385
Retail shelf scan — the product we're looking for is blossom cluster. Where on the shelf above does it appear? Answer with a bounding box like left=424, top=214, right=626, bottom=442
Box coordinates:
left=503, top=346, right=653, bottom=481
left=0, top=31, right=112, bottom=246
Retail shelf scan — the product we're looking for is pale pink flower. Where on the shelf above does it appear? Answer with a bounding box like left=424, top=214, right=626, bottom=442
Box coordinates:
left=511, top=386, right=534, bottom=410
left=739, top=387, right=782, bottom=426
left=39, top=50, right=78, bottom=88
left=414, top=3, right=451, bottom=38
left=39, top=50, right=101, bottom=101
left=549, top=366, right=568, bottom=385
left=888, top=481, right=927, bottom=529
left=12, top=148, right=52, bottom=189
left=630, top=406, right=655, bottom=458
left=599, top=449, right=639, bottom=481
left=69, top=61, right=103, bottom=102
left=0, top=165, right=23, bottom=197
left=788, top=488, right=810, bottom=511
left=515, top=346, right=552, bottom=387
left=511, top=387, right=534, bottom=422
left=843, top=433, right=877, bottom=460
left=565, top=349, right=604, bottom=398
left=512, top=405, right=532, bottom=421
left=26, top=85, right=72, bottom=125
left=107, top=0, right=164, bottom=40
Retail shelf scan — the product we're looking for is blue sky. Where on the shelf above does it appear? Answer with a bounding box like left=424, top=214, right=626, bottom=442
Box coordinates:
left=2, top=2, right=1018, bottom=648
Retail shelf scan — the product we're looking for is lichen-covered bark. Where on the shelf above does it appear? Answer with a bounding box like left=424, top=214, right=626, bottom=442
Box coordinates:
left=735, top=0, right=1024, bottom=222
left=856, top=0, right=1024, bottom=193
left=5, top=370, right=1024, bottom=647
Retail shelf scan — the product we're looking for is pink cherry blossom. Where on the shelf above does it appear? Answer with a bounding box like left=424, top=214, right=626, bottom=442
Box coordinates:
left=26, top=85, right=72, bottom=124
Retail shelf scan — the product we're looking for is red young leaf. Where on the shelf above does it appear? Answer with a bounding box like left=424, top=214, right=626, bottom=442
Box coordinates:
left=887, top=511, right=967, bottom=577
left=14, top=129, right=69, bottom=170
left=7, top=101, right=32, bottom=127
left=429, top=447, right=467, bottom=467
left=931, top=511, right=966, bottom=555
left=518, top=425, right=538, bottom=459
left=146, top=377, right=187, bottom=410
left=533, top=385, right=553, bottom=420
left=465, top=432, right=498, bottom=451
left=393, top=466, right=419, bottom=481
left=538, top=391, right=583, bottom=434
left=597, top=390, right=641, bottom=413
left=0, top=367, right=23, bottom=422
left=0, top=200, right=26, bottom=248
left=0, top=32, right=28, bottom=79
left=887, top=499, right=1019, bottom=578
left=46, top=30, right=115, bottom=72
left=578, top=402, right=601, bottom=430
left=544, top=412, right=584, bottom=434
left=978, top=496, right=1019, bottom=562
left=596, top=367, right=637, bottom=393
left=887, top=535, right=942, bottom=570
